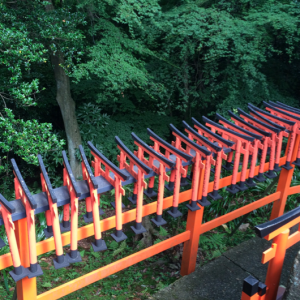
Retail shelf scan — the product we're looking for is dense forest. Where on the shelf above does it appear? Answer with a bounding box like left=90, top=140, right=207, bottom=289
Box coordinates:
left=1, top=0, right=300, bottom=195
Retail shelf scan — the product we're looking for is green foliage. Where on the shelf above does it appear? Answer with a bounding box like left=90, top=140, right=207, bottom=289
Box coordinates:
left=41, top=282, right=52, bottom=288
left=76, top=101, right=179, bottom=163
left=0, top=2, right=47, bottom=106
left=108, top=240, right=119, bottom=250
left=0, top=0, right=79, bottom=195
left=0, top=108, right=64, bottom=167
left=0, top=108, right=65, bottom=198
left=72, top=20, right=156, bottom=104
left=158, top=226, right=169, bottom=237
left=71, top=0, right=300, bottom=121
left=112, top=240, right=127, bottom=256
left=147, top=2, right=300, bottom=117
left=1, top=270, right=9, bottom=295
left=200, top=233, right=226, bottom=251
left=154, top=239, right=162, bottom=245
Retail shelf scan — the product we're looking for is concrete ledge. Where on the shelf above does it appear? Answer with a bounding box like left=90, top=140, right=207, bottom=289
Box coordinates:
left=151, top=236, right=300, bottom=300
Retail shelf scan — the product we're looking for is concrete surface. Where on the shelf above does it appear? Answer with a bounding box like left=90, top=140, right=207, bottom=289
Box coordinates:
left=151, top=236, right=300, bottom=300
left=284, top=250, right=300, bottom=300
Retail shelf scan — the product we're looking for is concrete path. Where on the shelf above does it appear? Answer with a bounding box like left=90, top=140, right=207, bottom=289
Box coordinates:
left=151, top=235, right=300, bottom=300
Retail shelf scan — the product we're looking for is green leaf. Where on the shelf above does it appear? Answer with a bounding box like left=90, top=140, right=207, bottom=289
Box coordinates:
left=1, top=270, right=10, bottom=293
left=159, top=226, right=168, bottom=237
left=212, top=250, right=222, bottom=259
left=112, top=240, right=127, bottom=256
left=41, top=282, right=52, bottom=288
left=108, top=241, right=119, bottom=250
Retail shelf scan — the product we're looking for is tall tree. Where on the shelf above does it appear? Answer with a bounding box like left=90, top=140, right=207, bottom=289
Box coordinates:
left=0, top=0, right=87, bottom=178
left=0, top=2, right=65, bottom=195
left=45, top=0, right=82, bottom=177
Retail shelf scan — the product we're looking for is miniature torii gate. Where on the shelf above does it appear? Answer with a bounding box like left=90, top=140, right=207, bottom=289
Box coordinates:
left=228, top=111, right=268, bottom=187
left=241, top=206, right=300, bottom=300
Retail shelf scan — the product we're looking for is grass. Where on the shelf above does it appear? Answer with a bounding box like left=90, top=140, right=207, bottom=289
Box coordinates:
left=0, top=167, right=300, bottom=299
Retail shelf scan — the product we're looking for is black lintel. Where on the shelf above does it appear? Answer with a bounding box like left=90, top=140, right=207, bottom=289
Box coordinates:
left=248, top=106, right=286, bottom=131
left=11, top=159, right=37, bottom=209
left=88, top=141, right=129, bottom=181
left=62, top=150, right=82, bottom=197
left=182, top=121, right=222, bottom=152
left=191, top=117, right=235, bottom=147
left=38, top=154, right=58, bottom=204
left=131, top=132, right=175, bottom=168
left=169, top=124, right=211, bottom=157
left=275, top=101, right=300, bottom=115
left=255, top=206, right=300, bottom=238
left=237, top=108, right=281, bottom=134
left=249, top=103, right=295, bottom=126
left=0, top=176, right=112, bottom=226
left=263, top=101, right=300, bottom=122
left=216, top=113, right=263, bottom=141
left=203, top=116, right=255, bottom=142
left=79, top=145, right=98, bottom=189
left=115, top=136, right=152, bottom=174
left=147, top=128, right=193, bottom=162
left=0, top=193, right=16, bottom=214
left=228, top=111, right=271, bottom=137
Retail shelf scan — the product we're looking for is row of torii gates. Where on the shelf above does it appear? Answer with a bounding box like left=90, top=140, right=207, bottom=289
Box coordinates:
left=0, top=101, right=300, bottom=299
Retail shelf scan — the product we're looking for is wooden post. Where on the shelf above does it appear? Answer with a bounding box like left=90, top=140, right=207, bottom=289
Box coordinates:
left=15, top=218, right=37, bottom=300
left=265, top=229, right=290, bottom=300
left=180, top=165, right=205, bottom=275
left=270, top=134, right=300, bottom=220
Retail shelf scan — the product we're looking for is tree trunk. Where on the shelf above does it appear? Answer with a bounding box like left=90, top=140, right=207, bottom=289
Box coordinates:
left=45, top=1, right=82, bottom=178
left=50, top=52, right=82, bottom=178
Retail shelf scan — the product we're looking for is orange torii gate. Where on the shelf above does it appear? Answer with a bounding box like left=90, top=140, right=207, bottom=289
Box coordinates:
left=0, top=102, right=299, bottom=299
left=241, top=205, right=300, bottom=300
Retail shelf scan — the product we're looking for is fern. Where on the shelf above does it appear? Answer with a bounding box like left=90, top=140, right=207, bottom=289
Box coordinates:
left=212, top=250, right=222, bottom=259
left=113, top=240, right=127, bottom=256
left=199, top=235, right=211, bottom=250
left=159, top=226, right=169, bottom=237
left=199, top=233, right=225, bottom=251
left=209, top=234, right=225, bottom=248
left=89, top=251, right=100, bottom=259
left=108, top=241, right=119, bottom=250
left=154, top=239, right=162, bottom=245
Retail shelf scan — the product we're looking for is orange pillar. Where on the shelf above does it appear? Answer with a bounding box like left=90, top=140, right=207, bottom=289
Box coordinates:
left=15, top=218, right=37, bottom=300
left=180, top=166, right=205, bottom=275
left=241, top=292, right=260, bottom=300
left=270, top=134, right=300, bottom=220
left=61, top=168, right=70, bottom=231
left=265, top=229, right=290, bottom=300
